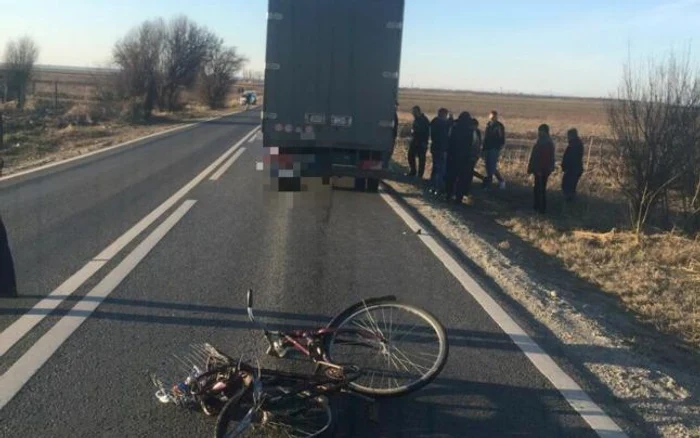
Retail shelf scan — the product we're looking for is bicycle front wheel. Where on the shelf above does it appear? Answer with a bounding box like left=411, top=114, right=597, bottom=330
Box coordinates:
left=326, top=301, right=448, bottom=397
left=215, top=388, right=332, bottom=438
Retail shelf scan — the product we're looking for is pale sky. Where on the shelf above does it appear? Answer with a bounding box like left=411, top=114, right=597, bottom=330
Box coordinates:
left=1, top=0, right=699, bottom=97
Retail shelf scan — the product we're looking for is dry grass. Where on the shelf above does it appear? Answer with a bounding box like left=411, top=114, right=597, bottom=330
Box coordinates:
left=0, top=97, right=244, bottom=175
left=390, top=118, right=700, bottom=348
left=0, top=66, right=257, bottom=175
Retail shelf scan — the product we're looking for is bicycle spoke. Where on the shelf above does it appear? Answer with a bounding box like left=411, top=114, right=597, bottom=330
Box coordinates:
left=327, top=302, right=447, bottom=396
left=390, top=346, right=433, bottom=374
left=361, top=305, right=384, bottom=337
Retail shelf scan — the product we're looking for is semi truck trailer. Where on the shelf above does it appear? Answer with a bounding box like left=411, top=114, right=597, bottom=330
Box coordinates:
left=262, top=0, right=405, bottom=192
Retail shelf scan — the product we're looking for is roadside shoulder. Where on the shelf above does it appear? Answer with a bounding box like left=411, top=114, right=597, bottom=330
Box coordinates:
left=383, top=178, right=700, bottom=438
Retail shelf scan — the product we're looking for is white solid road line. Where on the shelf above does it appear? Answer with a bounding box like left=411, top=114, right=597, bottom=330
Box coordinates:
left=379, top=189, right=627, bottom=438
left=0, top=261, right=105, bottom=357
left=209, top=147, right=247, bottom=181
left=0, top=109, right=246, bottom=183
left=0, top=200, right=196, bottom=411
left=0, top=125, right=260, bottom=359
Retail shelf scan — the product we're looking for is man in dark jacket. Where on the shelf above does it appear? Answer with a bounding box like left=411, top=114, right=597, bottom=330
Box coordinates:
left=407, top=106, right=430, bottom=179
left=446, top=112, right=476, bottom=204
left=562, top=128, right=584, bottom=201
left=0, top=215, right=17, bottom=297
left=384, top=102, right=400, bottom=169
left=393, top=102, right=399, bottom=143
left=482, top=110, right=507, bottom=189
left=429, top=108, right=451, bottom=194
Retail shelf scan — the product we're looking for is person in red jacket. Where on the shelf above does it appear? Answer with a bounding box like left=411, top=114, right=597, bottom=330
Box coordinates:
left=527, top=124, right=556, bottom=214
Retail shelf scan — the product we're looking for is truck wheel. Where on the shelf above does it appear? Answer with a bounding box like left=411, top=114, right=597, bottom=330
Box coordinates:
left=354, top=178, right=367, bottom=192
left=322, top=176, right=331, bottom=186
left=366, top=178, right=380, bottom=193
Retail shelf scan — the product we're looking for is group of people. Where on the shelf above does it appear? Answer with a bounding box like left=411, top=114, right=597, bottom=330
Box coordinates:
left=403, top=105, right=584, bottom=213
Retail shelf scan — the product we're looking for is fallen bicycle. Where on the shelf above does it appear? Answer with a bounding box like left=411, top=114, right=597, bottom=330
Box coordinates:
left=151, top=290, right=449, bottom=437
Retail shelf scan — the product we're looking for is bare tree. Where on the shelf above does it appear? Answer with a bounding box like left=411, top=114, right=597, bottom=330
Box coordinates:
left=157, top=16, right=218, bottom=111
left=3, top=36, right=39, bottom=110
left=200, top=42, right=247, bottom=109
left=113, top=19, right=166, bottom=120
left=607, top=51, right=700, bottom=233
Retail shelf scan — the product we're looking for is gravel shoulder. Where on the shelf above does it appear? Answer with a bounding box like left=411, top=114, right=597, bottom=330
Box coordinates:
left=385, top=150, right=700, bottom=438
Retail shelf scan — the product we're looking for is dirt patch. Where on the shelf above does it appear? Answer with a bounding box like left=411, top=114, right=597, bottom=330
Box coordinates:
left=385, top=141, right=700, bottom=437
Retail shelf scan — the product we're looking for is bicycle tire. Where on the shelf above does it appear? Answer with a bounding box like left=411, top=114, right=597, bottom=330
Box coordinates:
left=215, top=385, right=332, bottom=438
left=325, top=299, right=448, bottom=397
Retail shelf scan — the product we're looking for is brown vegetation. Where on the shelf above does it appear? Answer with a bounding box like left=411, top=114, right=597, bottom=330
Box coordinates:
left=391, top=87, right=700, bottom=348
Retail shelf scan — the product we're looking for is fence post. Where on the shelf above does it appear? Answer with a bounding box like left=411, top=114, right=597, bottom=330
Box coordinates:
left=0, top=111, right=4, bottom=151
left=54, top=81, right=58, bottom=110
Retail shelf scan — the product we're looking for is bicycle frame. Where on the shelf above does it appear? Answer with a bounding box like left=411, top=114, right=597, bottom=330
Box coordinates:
left=246, top=290, right=385, bottom=365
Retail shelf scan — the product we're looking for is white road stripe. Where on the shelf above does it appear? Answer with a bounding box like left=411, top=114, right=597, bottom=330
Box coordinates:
left=0, top=125, right=260, bottom=359
left=378, top=189, right=627, bottom=438
left=0, top=110, right=246, bottom=183
left=0, top=261, right=105, bottom=357
left=209, top=147, right=247, bottom=181
left=0, top=200, right=196, bottom=411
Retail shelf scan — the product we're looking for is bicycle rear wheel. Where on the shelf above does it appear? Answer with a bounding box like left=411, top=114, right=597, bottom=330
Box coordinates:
left=326, top=301, right=448, bottom=397
left=215, top=387, right=332, bottom=438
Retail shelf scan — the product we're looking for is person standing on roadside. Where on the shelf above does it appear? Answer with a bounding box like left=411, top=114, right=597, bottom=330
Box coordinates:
left=446, top=112, right=476, bottom=204
left=561, top=128, right=584, bottom=202
left=0, top=215, right=17, bottom=298
left=393, top=102, right=399, bottom=145
left=483, top=110, right=507, bottom=189
left=527, top=124, right=556, bottom=214
left=407, top=106, right=430, bottom=179
left=429, top=108, right=451, bottom=195
left=471, top=118, right=485, bottom=182
left=384, top=101, right=400, bottom=169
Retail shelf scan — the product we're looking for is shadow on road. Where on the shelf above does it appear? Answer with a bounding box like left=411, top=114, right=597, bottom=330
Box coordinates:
left=0, top=293, right=641, bottom=437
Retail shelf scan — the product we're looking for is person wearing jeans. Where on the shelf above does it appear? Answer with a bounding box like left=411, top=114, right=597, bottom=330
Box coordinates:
left=527, top=124, right=556, bottom=214
left=407, top=106, right=430, bottom=179
left=482, top=111, right=506, bottom=189
left=429, top=108, right=451, bottom=194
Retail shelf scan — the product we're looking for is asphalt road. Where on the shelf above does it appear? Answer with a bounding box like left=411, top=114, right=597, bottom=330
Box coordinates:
left=0, top=110, right=603, bottom=437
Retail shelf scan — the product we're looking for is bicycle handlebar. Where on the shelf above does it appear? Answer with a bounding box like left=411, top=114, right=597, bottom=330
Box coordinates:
left=246, top=289, right=270, bottom=334
left=246, top=289, right=256, bottom=324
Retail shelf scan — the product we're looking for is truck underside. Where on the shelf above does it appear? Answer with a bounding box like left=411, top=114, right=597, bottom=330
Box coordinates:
left=265, top=146, right=388, bottom=192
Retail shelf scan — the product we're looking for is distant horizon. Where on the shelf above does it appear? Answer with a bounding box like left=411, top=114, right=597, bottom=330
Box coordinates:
left=9, top=63, right=615, bottom=101
left=2, top=1, right=699, bottom=99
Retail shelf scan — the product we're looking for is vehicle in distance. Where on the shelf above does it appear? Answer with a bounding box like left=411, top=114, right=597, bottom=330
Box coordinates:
left=262, top=0, right=405, bottom=192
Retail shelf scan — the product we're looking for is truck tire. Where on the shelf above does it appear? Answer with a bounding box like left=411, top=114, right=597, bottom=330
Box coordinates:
left=366, top=178, right=379, bottom=193
left=322, top=176, right=331, bottom=186
left=354, top=178, right=367, bottom=192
